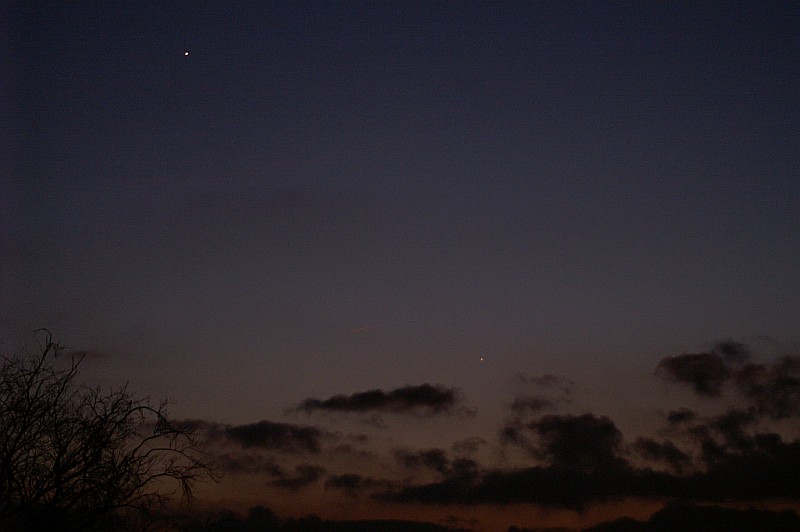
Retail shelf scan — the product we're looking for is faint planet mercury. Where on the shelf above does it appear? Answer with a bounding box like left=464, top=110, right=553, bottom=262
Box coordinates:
left=184, top=51, right=189, bottom=56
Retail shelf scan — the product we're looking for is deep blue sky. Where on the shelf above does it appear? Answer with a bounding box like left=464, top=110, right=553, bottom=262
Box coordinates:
left=4, top=2, right=800, bottom=529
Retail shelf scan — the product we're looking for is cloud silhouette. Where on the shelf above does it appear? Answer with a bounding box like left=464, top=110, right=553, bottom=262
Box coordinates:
left=379, top=396, right=800, bottom=510
left=268, top=464, right=326, bottom=490
left=178, top=340, right=800, bottom=517
left=380, top=464, right=637, bottom=509
left=324, top=474, right=392, bottom=497
left=380, top=435, right=800, bottom=509
left=666, top=408, right=696, bottom=425
left=451, top=437, right=485, bottom=455
left=384, top=413, right=647, bottom=508
left=530, top=414, right=624, bottom=470
left=212, top=452, right=284, bottom=475
left=299, top=384, right=458, bottom=415
left=508, top=395, right=554, bottom=416
left=631, top=437, right=691, bottom=474
left=656, top=351, right=729, bottom=396
left=706, top=409, right=757, bottom=449
left=657, top=342, right=800, bottom=419
left=499, top=423, right=531, bottom=451
left=713, top=339, right=751, bottom=363
left=734, top=356, right=800, bottom=419
left=394, top=448, right=450, bottom=474
left=225, top=420, right=324, bottom=453
left=500, top=413, right=625, bottom=473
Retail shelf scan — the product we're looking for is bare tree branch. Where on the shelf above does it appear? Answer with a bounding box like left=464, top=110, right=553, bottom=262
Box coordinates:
left=0, top=330, right=216, bottom=531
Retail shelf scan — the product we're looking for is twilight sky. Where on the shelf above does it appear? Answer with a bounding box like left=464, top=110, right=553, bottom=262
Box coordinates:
left=4, top=2, right=800, bottom=531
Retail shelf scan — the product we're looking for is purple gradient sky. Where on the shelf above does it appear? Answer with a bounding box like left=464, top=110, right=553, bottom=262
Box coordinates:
left=3, top=2, right=800, bottom=529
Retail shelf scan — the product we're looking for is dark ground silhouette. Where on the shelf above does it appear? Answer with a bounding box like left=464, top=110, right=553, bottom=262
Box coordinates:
left=582, top=501, right=800, bottom=532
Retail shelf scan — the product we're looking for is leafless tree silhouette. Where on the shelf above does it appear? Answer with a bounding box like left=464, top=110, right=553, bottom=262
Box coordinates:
left=0, top=330, right=214, bottom=531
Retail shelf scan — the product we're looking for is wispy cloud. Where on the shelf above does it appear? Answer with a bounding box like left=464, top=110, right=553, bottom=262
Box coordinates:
left=508, top=395, right=555, bottom=416
left=212, top=452, right=283, bottom=475
left=324, top=474, right=393, bottom=497
left=735, top=356, right=800, bottom=419
left=451, top=437, right=485, bottom=456
left=299, top=384, right=459, bottom=415
left=666, top=408, right=696, bottom=425
left=225, top=421, right=324, bottom=453
left=268, top=464, right=326, bottom=491
left=631, top=437, right=691, bottom=474
left=394, top=448, right=450, bottom=474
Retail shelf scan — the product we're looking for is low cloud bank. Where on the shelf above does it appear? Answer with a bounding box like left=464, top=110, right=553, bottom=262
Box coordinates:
left=299, top=384, right=459, bottom=415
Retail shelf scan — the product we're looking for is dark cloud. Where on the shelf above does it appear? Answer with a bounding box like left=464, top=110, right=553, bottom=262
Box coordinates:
left=173, top=418, right=329, bottom=455
left=359, top=413, right=388, bottom=428
left=182, top=341, right=800, bottom=514
left=387, top=415, right=632, bottom=509
left=444, top=458, right=481, bottom=481
left=299, top=384, right=458, bottom=415
left=324, top=474, right=392, bottom=497
left=666, top=408, right=696, bottom=425
left=380, top=464, right=637, bottom=509
left=707, top=409, right=756, bottom=450
left=713, top=340, right=751, bottom=363
left=530, top=414, right=624, bottom=470
left=225, top=421, right=323, bottom=453
left=734, top=356, right=800, bottom=419
left=656, top=342, right=799, bottom=417
left=306, top=339, right=800, bottom=511
left=500, top=422, right=531, bottom=450
left=395, top=448, right=450, bottom=474
left=326, top=444, right=375, bottom=460
left=380, top=406, right=800, bottom=509
left=269, top=464, right=326, bottom=491
left=682, top=406, right=796, bottom=473
left=631, top=437, right=691, bottom=474
left=457, top=406, right=478, bottom=417
left=509, top=395, right=554, bottom=416
left=688, top=434, right=800, bottom=500
left=169, top=418, right=226, bottom=439
left=212, top=452, right=283, bottom=475
left=441, top=514, right=481, bottom=529
left=380, top=437, right=800, bottom=509
left=451, top=437, right=485, bottom=456
left=656, top=352, right=729, bottom=396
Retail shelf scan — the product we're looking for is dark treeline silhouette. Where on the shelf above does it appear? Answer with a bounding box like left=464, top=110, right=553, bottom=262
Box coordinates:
left=581, top=501, right=800, bottom=532
left=163, top=501, right=800, bottom=532
left=178, top=505, right=465, bottom=532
